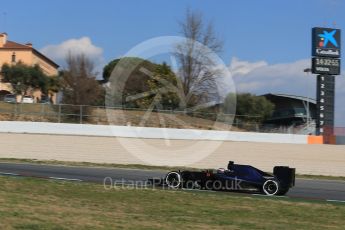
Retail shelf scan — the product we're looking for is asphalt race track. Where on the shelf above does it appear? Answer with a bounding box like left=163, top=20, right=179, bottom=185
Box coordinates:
left=0, top=162, right=344, bottom=202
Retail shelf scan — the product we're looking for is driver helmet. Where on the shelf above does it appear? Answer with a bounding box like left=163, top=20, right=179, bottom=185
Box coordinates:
left=217, top=168, right=226, bottom=174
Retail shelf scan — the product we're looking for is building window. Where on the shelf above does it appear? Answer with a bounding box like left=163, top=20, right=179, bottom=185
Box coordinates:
left=12, top=52, right=16, bottom=63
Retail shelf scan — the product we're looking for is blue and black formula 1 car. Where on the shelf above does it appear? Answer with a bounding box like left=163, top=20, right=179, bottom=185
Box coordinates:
left=151, top=161, right=295, bottom=196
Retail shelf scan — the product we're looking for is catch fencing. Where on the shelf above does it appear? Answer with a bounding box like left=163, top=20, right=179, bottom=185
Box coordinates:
left=0, top=102, right=317, bottom=134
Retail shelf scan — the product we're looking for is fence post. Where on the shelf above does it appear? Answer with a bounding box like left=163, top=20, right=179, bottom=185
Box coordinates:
left=40, top=103, right=44, bottom=121
left=80, top=105, right=83, bottom=124
left=14, top=102, right=17, bottom=118
left=58, top=104, right=61, bottom=123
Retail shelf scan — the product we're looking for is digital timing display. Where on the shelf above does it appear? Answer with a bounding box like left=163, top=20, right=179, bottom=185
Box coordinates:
left=312, top=57, right=340, bottom=75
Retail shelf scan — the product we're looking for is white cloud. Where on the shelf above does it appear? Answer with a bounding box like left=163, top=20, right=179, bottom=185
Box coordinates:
left=40, top=37, right=105, bottom=78
left=41, top=37, right=103, bottom=61
left=230, top=58, right=312, bottom=95
left=227, top=57, right=345, bottom=126
left=229, top=57, right=267, bottom=76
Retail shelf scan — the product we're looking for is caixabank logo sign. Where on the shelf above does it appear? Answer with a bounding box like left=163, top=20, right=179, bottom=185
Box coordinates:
left=312, top=27, right=341, bottom=58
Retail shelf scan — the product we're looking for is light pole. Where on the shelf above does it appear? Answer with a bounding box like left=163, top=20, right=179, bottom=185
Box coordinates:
left=304, top=68, right=312, bottom=132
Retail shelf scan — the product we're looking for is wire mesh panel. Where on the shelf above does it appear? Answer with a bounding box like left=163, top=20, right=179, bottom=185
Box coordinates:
left=0, top=101, right=320, bottom=134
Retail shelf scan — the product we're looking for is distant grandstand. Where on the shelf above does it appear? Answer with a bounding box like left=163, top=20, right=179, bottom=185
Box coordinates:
left=262, top=93, right=316, bottom=134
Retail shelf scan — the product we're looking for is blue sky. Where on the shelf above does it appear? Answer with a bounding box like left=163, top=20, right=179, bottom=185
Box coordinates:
left=2, top=0, right=345, bottom=125
left=2, top=0, right=344, bottom=64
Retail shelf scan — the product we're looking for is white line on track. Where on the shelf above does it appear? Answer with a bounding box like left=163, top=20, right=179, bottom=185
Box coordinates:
left=182, top=188, right=216, bottom=192
left=326, top=199, right=345, bottom=203
left=49, top=177, right=83, bottom=182
left=0, top=172, right=83, bottom=182
left=252, top=194, right=288, bottom=198
left=0, top=172, right=20, bottom=176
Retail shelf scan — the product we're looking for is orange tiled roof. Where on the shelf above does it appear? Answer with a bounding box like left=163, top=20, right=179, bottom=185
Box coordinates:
left=1, top=40, right=32, bottom=49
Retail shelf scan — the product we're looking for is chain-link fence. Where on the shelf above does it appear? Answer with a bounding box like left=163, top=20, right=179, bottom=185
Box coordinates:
left=0, top=102, right=315, bottom=134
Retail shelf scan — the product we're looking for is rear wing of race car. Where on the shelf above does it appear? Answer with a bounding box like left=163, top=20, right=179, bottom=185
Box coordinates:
left=273, top=166, right=296, bottom=188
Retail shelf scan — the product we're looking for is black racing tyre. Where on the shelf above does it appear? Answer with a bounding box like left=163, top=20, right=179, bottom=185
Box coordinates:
left=165, top=171, right=182, bottom=189
left=262, top=179, right=280, bottom=195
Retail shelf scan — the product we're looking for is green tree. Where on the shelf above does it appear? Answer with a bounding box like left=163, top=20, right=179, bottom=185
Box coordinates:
left=136, top=62, right=180, bottom=110
left=104, top=57, right=180, bottom=109
left=102, top=59, right=119, bottom=83
left=103, top=57, right=156, bottom=84
left=1, top=62, right=52, bottom=95
left=46, top=75, right=61, bottom=94
left=224, top=93, right=274, bottom=122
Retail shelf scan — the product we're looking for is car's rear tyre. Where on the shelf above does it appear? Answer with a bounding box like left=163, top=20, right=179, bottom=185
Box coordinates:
left=262, top=179, right=279, bottom=195
left=165, top=171, right=181, bottom=189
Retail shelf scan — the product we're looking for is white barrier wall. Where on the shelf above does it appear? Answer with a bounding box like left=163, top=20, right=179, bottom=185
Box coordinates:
left=0, top=121, right=308, bottom=144
left=0, top=132, right=344, bottom=176
left=1, top=121, right=344, bottom=176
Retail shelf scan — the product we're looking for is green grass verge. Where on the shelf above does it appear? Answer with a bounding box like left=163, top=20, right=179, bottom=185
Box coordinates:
left=0, top=176, right=344, bottom=229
